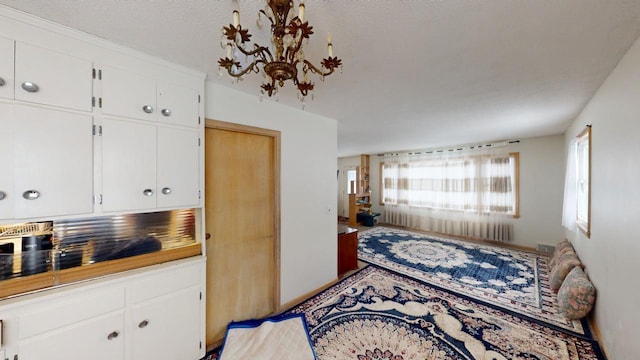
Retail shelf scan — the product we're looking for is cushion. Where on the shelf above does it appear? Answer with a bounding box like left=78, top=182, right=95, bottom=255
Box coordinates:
left=548, top=239, right=574, bottom=269
left=557, top=266, right=596, bottom=320
left=549, top=252, right=581, bottom=291
left=218, top=313, right=316, bottom=360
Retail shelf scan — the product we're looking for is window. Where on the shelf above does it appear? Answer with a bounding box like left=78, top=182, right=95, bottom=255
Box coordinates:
left=346, top=169, right=357, bottom=194
left=576, top=126, right=591, bottom=237
left=381, top=152, right=519, bottom=217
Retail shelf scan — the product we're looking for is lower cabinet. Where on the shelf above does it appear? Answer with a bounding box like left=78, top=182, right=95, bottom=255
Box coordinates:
left=0, top=258, right=205, bottom=360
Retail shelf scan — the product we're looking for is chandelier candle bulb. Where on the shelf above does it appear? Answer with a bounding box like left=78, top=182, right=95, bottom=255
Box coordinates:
left=233, top=10, right=240, bottom=27
left=328, top=43, right=333, bottom=57
left=298, top=2, right=305, bottom=22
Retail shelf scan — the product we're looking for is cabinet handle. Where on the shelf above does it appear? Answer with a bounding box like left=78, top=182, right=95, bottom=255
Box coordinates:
left=0, top=191, right=5, bottom=200
left=21, top=81, right=39, bottom=93
left=161, top=108, right=171, bottom=117
left=138, top=319, right=149, bottom=328
left=143, top=189, right=154, bottom=197
left=142, top=105, right=154, bottom=113
left=0, top=77, right=5, bottom=86
left=22, top=190, right=40, bottom=200
left=161, top=187, right=172, bottom=195
left=107, top=330, right=120, bottom=340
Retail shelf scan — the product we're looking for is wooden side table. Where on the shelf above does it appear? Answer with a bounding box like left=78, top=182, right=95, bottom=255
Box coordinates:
left=338, top=225, right=358, bottom=277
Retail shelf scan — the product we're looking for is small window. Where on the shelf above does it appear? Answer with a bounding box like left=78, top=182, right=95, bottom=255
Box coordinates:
left=346, top=169, right=357, bottom=194
left=576, top=126, right=591, bottom=237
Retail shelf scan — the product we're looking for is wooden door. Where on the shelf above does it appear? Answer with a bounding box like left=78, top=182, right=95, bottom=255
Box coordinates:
left=204, top=120, right=280, bottom=347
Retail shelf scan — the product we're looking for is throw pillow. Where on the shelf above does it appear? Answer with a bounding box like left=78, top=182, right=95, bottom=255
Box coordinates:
left=557, top=266, right=596, bottom=320
left=548, top=239, right=574, bottom=269
left=550, top=252, right=581, bottom=291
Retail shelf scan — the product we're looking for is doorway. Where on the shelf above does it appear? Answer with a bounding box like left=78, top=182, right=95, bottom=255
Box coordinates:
left=203, top=120, right=281, bottom=348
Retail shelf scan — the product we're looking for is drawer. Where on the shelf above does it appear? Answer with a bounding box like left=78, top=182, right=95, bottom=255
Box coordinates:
left=19, top=286, right=125, bottom=339
left=128, top=262, right=202, bottom=304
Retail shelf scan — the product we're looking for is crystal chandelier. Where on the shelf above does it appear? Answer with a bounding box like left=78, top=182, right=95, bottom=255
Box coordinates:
left=218, top=0, right=342, bottom=103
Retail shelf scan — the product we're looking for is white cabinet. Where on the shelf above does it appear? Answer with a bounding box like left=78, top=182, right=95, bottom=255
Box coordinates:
left=102, top=119, right=200, bottom=212
left=19, top=312, right=125, bottom=360
left=157, top=126, right=200, bottom=208
left=102, top=118, right=157, bottom=212
left=0, top=259, right=205, bottom=360
left=0, top=103, right=14, bottom=219
left=102, top=65, right=200, bottom=128
left=128, top=260, right=203, bottom=360
left=0, top=37, right=14, bottom=100
left=15, top=42, right=93, bottom=112
left=12, top=104, right=94, bottom=219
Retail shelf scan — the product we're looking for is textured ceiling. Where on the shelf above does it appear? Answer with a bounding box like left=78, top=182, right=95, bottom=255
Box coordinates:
left=1, top=0, right=640, bottom=156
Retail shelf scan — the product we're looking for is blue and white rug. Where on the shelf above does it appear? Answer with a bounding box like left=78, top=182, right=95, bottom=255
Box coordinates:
left=358, top=226, right=585, bottom=334
left=286, top=266, right=604, bottom=360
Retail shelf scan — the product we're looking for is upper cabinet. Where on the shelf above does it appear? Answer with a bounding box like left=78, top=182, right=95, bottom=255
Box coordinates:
left=14, top=42, right=93, bottom=112
left=101, top=65, right=200, bottom=128
left=13, top=105, right=94, bottom=219
left=0, top=37, right=14, bottom=100
left=0, top=103, right=14, bottom=219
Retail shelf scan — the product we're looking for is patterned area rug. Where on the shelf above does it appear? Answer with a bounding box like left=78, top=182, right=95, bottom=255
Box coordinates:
left=285, top=265, right=605, bottom=360
left=358, top=226, right=585, bottom=335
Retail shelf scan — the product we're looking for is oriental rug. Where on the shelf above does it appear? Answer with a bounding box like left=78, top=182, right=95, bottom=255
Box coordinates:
left=284, top=265, right=605, bottom=360
left=357, top=226, right=585, bottom=335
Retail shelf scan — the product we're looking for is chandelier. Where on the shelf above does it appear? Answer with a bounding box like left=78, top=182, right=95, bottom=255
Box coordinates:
left=218, top=0, right=342, bottom=103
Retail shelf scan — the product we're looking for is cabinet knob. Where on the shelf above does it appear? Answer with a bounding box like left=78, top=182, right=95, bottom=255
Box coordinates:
left=22, top=190, right=40, bottom=200
left=143, top=189, right=154, bottom=197
left=161, top=108, right=171, bottom=117
left=107, top=330, right=120, bottom=340
left=161, top=187, right=172, bottom=195
left=0, top=77, right=5, bottom=86
left=0, top=191, right=5, bottom=200
left=21, top=81, right=39, bottom=93
left=142, top=105, right=154, bottom=114
left=138, top=319, right=149, bottom=328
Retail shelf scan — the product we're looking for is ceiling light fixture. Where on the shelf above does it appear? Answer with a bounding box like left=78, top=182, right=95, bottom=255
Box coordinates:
left=218, top=0, right=342, bottom=105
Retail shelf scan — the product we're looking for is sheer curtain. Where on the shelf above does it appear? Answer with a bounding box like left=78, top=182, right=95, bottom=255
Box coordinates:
left=382, top=147, right=515, bottom=241
left=562, top=139, right=577, bottom=231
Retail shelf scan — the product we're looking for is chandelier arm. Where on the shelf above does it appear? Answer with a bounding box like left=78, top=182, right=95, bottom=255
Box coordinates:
left=223, top=59, right=264, bottom=78
left=303, top=59, right=336, bottom=77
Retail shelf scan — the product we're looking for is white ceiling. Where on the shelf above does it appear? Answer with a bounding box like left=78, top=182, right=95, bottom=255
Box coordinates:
left=2, top=0, right=640, bottom=156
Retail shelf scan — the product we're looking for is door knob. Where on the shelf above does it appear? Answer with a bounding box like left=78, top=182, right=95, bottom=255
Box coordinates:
left=205, top=233, right=211, bottom=240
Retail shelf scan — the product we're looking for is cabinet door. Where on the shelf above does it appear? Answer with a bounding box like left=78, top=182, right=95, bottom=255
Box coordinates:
left=157, top=82, right=199, bottom=128
left=131, top=286, right=201, bottom=360
left=157, top=126, right=200, bottom=208
left=101, top=65, right=157, bottom=122
left=0, top=103, right=14, bottom=219
left=13, top=105, right=93, bottom=219
left=18, top=311, right=124, bottom=360
left=15, top=42, right=92, bottom=112
left=0, top=37, right=14, bottom=100
left=102, top=118, right=156, bottom=212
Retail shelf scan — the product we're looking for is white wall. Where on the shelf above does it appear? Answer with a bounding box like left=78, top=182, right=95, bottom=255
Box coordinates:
left=367, top=135, right=566, bottom=249
left=205, top=83, right=338, bottom=305
left=562, top=34, right=640, bottom=360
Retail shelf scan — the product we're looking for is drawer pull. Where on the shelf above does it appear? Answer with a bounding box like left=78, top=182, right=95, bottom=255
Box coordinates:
left=142, top=105, right=154, bottom=114
left=21, top=81, right=39, bottom=93
left=143, top=189, right=154, bottom=197
left=107, top=330, right=119, bottom=340
left=161, top=187, right=172, bottom=195
left=0, top=191, right=5, bottom=200
left=0, top=77, right=5, bottom=86
left=22, top=190, right=40, bottom=200
left=138, top=319, right=149, bottom=328
left=161, top=108, right=171, bottom=117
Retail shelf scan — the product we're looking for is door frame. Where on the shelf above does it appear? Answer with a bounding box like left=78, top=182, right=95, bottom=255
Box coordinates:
left=204, top=118, right=282, bottom=315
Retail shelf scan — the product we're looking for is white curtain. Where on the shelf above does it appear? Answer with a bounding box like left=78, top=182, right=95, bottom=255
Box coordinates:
left=382, top=147, right=514, bottom=242
left=562, top=139, right=577, bottom=231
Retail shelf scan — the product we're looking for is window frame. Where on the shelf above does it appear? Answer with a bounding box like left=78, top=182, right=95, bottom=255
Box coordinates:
left=576, top=126, right=591, bottom=238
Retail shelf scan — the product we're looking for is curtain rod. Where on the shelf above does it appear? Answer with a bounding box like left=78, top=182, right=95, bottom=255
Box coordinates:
left=377, top=140, right=520, bottom=157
